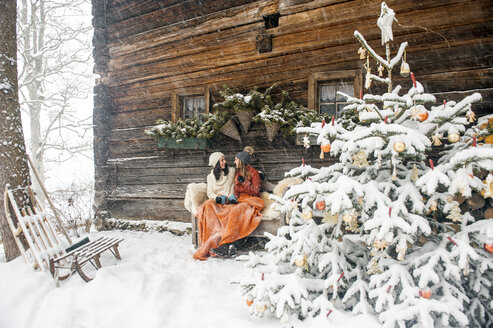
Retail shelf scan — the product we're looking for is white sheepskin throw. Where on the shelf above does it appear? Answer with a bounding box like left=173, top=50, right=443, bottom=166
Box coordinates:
left=184, top=183, right=208, bottom=216
left=262, top=177, right=303, bottom=219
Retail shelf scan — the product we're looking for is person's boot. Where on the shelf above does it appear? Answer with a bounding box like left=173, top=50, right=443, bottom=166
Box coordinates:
left=228, top=244, right=237, bottom=257
left=210, top=244, right=229, bottom=257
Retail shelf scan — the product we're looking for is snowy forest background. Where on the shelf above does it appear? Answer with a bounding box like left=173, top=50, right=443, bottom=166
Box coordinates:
left=13, top=0, right=95, bottom=241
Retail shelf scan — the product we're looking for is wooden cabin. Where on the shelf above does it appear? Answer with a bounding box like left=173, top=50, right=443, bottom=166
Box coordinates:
left=91, top=0, right=493, bottom=224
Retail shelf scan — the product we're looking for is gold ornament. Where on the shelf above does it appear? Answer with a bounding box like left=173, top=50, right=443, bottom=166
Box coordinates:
left=432, top=133, right=443, bottom=146
left=410, top=164, right=419, bottom=183
left=320, top=149, right=324, bottom=159
left=466, top=109, right=476, bottom=123
left=322, top=211, right=339, bottom=225
left=429, top=199, right=438, bottom=212
left=367, top=257, right=381, bottom=275
left=352, top=150, right=369, bottom=168
left=400, top=51, right=410, bottom=77
left=393, top=141, right=405, bottom=153
left=256, top=303, right=267, bottom=313
left=294, top=254, right=309, bottom=271
left=447, top=202, right=462, bottom=222
left=481, top=175, right=493, bottom=199
left=302, top=209, right=313, bottom=220
left=374, top=239, right=388, bottom=251
left=392, top=165, right=398, bottom=181
left=358, top=47, right=367, bottom=59
left=342, top=209, right=359, bottom=232
left=378, top=64, right=384, bottom=77
left=447, top=133, right=460, bottom=143
left=358, top=197, right=364, bottom=205
left=364, top=56, right=372, bottom=89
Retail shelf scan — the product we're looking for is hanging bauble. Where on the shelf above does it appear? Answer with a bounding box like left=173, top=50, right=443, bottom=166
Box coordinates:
left=374, top=239, right=388, bottom=251
left=364, top=56, right=372, bottom=89
left=446, top=202, right=462, bottom=222
left=466, top=109, right=476, bottom=123
left=393, top=141, right=406, bottom=153
left=410, top=164, right=419, bottom=183
left=419, top=289, right=432, bottom=299
left=315, top=200, right=326, bottom=210
left=322, top=211, right=339, bottom=224
left=352, top=150, right=369, bottom=168
left=358, top=197, right=364, bottom=205
left=400, top=62, right=410, bottom=77
left=410, top=105, right=425, bottom=121
left=246, top=296, right=254, bottom=307
left=301, top=209, right=313, bottom=220
left=484, top=243, right=493, bottom=253
left=418, top=111, right=429, bottom=122
left=358, top=46, right=367, bottom=59
left=400, top=51, right=410, bottom=77
left=447, top=133, right=460, bottom=143
left=294, top=254, right=309, bottom=270
left=320, top=143, right=331, bottom=153
left=256, top=303, right=267, bottom=313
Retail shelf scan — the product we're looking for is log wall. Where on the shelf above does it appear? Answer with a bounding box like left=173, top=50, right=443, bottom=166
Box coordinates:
left=92, top=0, right=493, bottom=223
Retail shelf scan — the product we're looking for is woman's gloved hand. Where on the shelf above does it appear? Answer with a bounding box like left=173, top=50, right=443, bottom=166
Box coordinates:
left=227, top=194, right=237, bottom=204
left=237, top=175, right=245, bottom=183
left=215, top=195, right=227, bottom=204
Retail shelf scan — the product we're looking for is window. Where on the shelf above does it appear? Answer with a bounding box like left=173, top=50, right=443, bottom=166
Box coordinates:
left=308, top=71, right=362, bottom=118
left=171, top=87, right=210, bottom=122
left=183, top=96, right=205, bottom=120
left=318, top=81, right=354, bottom=118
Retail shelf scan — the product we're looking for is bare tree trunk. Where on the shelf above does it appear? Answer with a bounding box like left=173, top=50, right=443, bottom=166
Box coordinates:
left=0, top=0, right=32, bottom=262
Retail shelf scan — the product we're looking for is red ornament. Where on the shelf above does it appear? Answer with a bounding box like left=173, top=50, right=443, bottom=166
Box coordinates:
left=419, top=289, right=432, bottom=299
left=302, top=158, right=305, bottom=167
left=473, top=136, right=477, bottom=147
left=447, top=236, right=457, bottom=246
left=429, top=159, right=434, bottom=170
left=384, top=116, right=388, bottom=124
left=443, top=100, right=447, bottom=106
left=337, top=272, right=345, bottom=282
left=418, top=111, right=428, bottom=122
left=321, top=118, right=325, bottom=128
left=387, top=285, right=392, bottom=293
left=315, top=201, right=326, bottom=210
left=484, top=243, right=493, bottom=253
left=261, top=273, right=264, bottom=280
left=331, top=116, right=335, bottom=126
left=326, top=309, right=333, bottom=317
left=360, top=90, right=362, bottom=99
left=246, top=299, right=253, bottom=306
left=389, top=207, right=392, bottom=217
left=320, top=143, right=331, bottom=153
left=411, top=72, right=416, bottom=88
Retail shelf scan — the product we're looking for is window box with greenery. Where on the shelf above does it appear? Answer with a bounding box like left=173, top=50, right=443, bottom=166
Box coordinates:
left=145, top=111, right=231, bottom=149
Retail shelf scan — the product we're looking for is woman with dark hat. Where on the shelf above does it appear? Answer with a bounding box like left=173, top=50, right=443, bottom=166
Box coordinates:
left=193, top=147, right=264, bottom=261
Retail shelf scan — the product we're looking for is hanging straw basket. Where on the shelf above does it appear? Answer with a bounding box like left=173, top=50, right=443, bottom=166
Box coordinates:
left=264, top=122, right=280, bottom=142
left=237, top=111, right=254, bottom=134
left=219, top=118, right=241, bottom=142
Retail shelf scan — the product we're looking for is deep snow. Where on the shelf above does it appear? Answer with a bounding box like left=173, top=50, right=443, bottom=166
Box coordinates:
left=0, top=230, right=381, bottom=328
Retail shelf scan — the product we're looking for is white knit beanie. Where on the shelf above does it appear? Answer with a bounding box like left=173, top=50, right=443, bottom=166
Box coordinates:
left=208, top=152, right=225, bottom=167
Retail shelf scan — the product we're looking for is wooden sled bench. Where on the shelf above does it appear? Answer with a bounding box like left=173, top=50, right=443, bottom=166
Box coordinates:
left=4, top=184, right=123, bottom=283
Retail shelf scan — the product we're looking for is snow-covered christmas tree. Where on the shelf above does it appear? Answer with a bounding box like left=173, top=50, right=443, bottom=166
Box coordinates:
left=236, top=3, right=493, bottom=327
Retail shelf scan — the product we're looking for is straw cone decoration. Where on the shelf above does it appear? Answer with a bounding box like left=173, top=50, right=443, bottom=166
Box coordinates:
left=219, top=118, right=241, bottom=142
left=265, top=122, right=280, bottom=142
left=237, top=111, right=254, bottom=133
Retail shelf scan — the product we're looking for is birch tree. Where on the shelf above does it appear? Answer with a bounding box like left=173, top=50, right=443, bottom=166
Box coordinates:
left=0, top=0, right=32, bottom=262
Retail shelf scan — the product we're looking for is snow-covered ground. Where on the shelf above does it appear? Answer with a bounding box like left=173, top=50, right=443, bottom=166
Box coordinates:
left=0, top=230, right=381, bottom=328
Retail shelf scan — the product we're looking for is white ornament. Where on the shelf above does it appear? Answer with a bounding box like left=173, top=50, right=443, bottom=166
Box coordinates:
left=377, top=2, right=396, bottom=45
left=302, top=135, right=310, bottom=149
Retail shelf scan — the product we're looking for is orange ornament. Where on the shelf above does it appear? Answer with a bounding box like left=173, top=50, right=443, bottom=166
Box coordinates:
left=418, top=111, right=429, bottom=122
left=315, top=201, right=326, bottom=210
left=321, top=143, right=331, bottom=153
left=246, top=299, right=253, bottom=306
left=419, top=289, right=432, bottom=299
left=484, top=243, right=493, bottom=253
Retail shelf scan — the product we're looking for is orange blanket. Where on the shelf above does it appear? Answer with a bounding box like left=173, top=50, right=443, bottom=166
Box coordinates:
left=193, top=194, right=264, bottom=260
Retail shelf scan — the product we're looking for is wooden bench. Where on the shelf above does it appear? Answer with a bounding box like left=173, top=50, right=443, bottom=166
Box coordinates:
left=191, top=201, right=286, bottom=246
left=4, top=184, right=123, bottom=283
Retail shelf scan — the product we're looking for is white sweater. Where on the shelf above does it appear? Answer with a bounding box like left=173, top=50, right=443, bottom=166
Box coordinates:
left=206, top=168, right=235, bottom=199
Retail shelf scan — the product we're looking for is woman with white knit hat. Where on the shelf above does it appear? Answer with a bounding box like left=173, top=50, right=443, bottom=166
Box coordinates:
left=206, top=152, right=235, bottom=203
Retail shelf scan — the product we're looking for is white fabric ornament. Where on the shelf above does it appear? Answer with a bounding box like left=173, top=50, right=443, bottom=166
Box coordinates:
left=377, top=2, right=396, bottom=45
